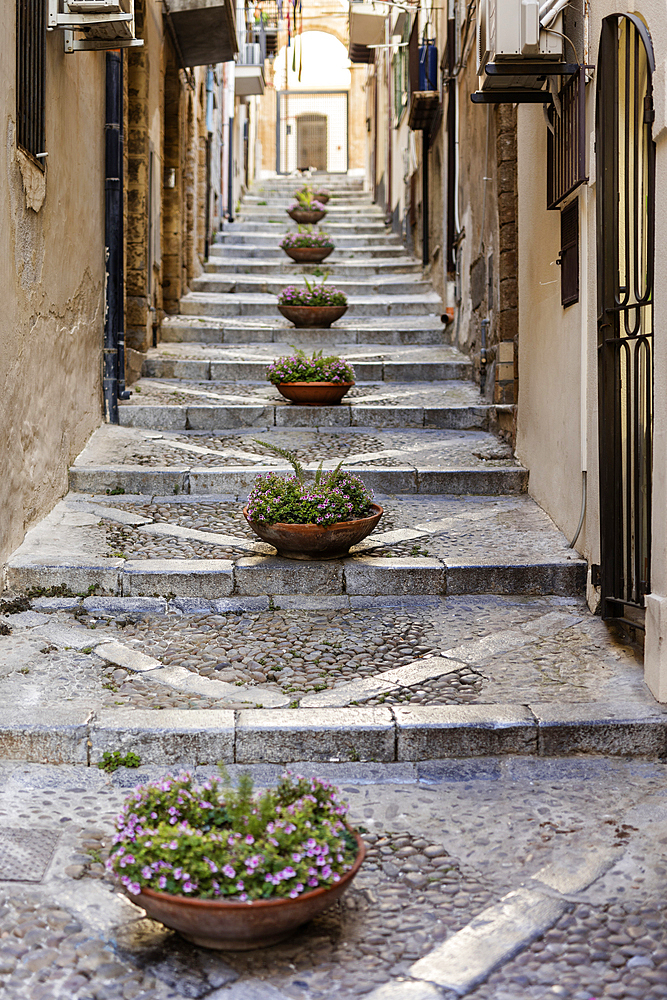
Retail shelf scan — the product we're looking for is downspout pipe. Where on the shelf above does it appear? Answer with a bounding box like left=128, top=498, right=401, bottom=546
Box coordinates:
left=422, top=127, right=429, bottom=265
left=103, top=50, right=122, bottom=423
left=228, top=117, right=234, bottom=223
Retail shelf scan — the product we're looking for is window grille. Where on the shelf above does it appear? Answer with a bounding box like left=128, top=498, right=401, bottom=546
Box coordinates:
left=17, top=0, right=46, bottom=163
left=559, top=199, right=579, bottom=306
left=546, top=66, right=587, bottom=210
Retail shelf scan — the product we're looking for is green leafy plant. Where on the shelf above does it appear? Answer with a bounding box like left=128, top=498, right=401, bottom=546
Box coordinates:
left=246, top=441, right=374, bottom=526
left=280, top=226, right=334, bottom=250
left=106, top=770, right=358, bottom=901
left=278, top=273, right=347, bottom=308
left=266, top=349, right=354, bottom=385
left=98, top=750, right=141, bottom=773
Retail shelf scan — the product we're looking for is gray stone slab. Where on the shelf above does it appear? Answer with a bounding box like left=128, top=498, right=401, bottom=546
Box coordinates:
left=70, top=467, right=190, bottom=497
left=208, top=982, right=292, bottom=1000
left=532, top=701, right=667, bottom=757
left=355, top=467, right=417, bottom=493
left=5, top=559, right=122, bottom=596
left=83, top=596, right=168, bottom=614
left=186, top=405, right=274, bottom=430
left=236, top=707, right=395, bottom=763
left=445, top=561, right=587, bottom=596
left=275, top=406, right=351, bottom=428
left=118, top=405, right=187, bottom=430
left=271, top=595, right=351, bottom=610
left=122, top=560, right=234, bottom=598
left=345, top=557, right=445, bottom=596
left=395, top=705, right=538, bottom=759
left=234, top=556, right=345, bottom=595
left=34, top=622, right=103, bottom=650
left=364, top=982, right=445, bottom=1000
left=409, top=887, right=568, bottom=993
left=94, top=640, right=162, bottom=673
left=189, top=467, right=275, bottom=493
left=90, top=709, right=235, bottom=765
left=149, top=665, right=290, bottom=708
left=351, top=406, right=424, bottom=429
left=0, top=709, right=89, bottom=765
left=530, top=848, right=620, bottom=895
left=417, top=468, right=528, bottom=495
left=30, top=597, right=82, bottom=611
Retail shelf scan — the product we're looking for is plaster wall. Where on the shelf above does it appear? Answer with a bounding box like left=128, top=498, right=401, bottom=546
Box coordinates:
left=0, top=27, right=105, bottom=565
left=515, top=0, right=667, bottom=699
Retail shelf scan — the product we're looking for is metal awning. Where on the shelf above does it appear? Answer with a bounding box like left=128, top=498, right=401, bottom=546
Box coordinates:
left=235, top=65, right=265, bottom=95
left=163, top=0, right=237, bottom=66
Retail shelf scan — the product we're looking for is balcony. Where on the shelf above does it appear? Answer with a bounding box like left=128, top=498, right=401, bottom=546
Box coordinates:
left=235, top=42, right=266, bottom=96
left=348, top=2, right=386, bottom=64
left=163, top=0, right=237, bottom=66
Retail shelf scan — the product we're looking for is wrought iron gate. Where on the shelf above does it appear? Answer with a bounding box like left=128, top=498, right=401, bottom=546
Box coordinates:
left=276, top=91, right=348, bottom=174
left=596, top=14, right=656, bottom=625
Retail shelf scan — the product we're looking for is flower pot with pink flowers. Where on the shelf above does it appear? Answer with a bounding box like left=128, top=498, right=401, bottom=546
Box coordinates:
left=277, top=275, right=348, bottom=328
left=107, top=770, right=366, bottom=950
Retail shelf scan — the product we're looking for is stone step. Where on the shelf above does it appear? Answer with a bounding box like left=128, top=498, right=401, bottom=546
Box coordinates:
left=178, top=292, right=443, bottom=319
left=160, top=317, right=447, bottom=345
left=190, top=274, right=434, bottom=297
left=218, top=233, right=404, bottom=248
left=203, top=258, right=423, bottom=276
left=222, top=221, right=393, bottom=236
left=69, top=423, right=524, bottom=497
left=6, top=493, right=585, bottom=599
left=142, top=356, right=470, bottom=384
left=209, top=244, right=412, bottom=259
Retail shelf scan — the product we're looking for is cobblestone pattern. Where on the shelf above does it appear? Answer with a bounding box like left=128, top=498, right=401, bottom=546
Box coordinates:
left=104, top=522, right=247, bottom=562
left=471, top=900, right=667, bottom=1000
left=125, top=380, right=482, bottom=409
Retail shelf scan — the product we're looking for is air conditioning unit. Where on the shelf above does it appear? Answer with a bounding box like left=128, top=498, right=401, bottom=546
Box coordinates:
left=476, top=0, right=563, bottom=91
left=48, top=0, right=143, bottom=50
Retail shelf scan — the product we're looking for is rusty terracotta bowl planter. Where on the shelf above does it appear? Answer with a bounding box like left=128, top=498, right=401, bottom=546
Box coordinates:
left=287, top=208, right=326, bottom=224
left=276, top=381, right=354, bottom=406
left=243, top=504, right=383, bottom=559
left=314, top=193, right=330, bottom=204
left=277, top=304, right=348, bottom=328
left=282, top=245, right=334, bottom=264
left=129, top=831, right=366, bottom=951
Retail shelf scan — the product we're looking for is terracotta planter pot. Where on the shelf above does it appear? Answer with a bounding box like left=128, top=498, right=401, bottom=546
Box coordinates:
left=129, top=832, right=366, bottom=951
left=314, top=193, right=330, bottom=204
left=287, top=208, right=326, bottom=224
left=282, top=245, right=334, bottom=264
left=243, top=504, right=383, bottom=559
left=276, top=381, right=354, bottom=406
left=277, top=304, right=348, bottom=328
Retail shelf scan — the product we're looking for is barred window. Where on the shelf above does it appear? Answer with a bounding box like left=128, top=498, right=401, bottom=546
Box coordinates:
left=17, top=0, right=46, bottom=164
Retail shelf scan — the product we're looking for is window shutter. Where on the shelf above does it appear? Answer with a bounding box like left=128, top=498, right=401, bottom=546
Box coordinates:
left=559, top=200, right=579, bottom=307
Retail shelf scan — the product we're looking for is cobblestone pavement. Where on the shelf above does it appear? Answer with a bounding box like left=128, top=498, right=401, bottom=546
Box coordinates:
left=0, top=758, right=665, bottom=1000
left=0, top=594, right=646, bottom=712
left=72, top=426, right=517, bottom=472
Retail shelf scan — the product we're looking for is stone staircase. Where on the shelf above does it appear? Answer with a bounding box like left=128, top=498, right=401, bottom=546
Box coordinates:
left=6, top=174, right=586, bottom=599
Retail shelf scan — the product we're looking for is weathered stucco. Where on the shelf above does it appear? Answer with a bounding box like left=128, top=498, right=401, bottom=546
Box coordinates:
left=0, top=26, right=106, bottom=566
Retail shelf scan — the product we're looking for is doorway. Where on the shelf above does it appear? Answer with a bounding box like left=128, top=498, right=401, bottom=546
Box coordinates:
left=297, top=113, right=327, bottom=170
left=596, top=14, right=656, bottom=626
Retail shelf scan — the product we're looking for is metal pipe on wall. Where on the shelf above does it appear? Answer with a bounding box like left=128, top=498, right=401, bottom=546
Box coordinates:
left=422, top=127, right=429, bottom=265
left=103, top=50, right=122, bottom=423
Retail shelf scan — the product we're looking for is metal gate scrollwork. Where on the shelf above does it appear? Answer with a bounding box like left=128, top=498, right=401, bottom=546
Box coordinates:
left=596, top=14, right=656, bottom=626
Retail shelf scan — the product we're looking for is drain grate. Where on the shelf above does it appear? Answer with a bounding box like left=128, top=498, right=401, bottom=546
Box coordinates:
left=0, top=828, right=60, bottom=882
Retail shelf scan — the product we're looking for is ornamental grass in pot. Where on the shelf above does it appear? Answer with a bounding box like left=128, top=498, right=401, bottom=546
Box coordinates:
left=107, top=770, right=365, bottom=950
left=280, top=226, right=334, bottom=264
left=244, top=442, right=382, bottom=559
left=287, top=187, right=327, bottom=224
left=267, top=349, right=355, bottom=406
left=277, top=275, right=348, bottom=328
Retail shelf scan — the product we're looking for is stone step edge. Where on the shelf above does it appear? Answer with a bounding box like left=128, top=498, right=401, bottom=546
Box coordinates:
left=5, top=553, right=587, bottom=598
left=2, top=701, right=665, bottom=766
left=68, top=465, right=529, bottom=496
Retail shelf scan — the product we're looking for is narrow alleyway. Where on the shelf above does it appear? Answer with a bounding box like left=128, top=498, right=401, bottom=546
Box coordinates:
left=1, top=177, right=666, bottom=1000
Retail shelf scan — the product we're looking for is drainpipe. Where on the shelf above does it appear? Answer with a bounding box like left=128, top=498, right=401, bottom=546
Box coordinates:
left=228, top=117, right=234, bottom=223
left=480, top=317, right=489, bottom=397
left=385, top=17, right=392, bottom=227
left=422, top=127, right=429, bottom=265
left=103, top=50, right=122, bottom=423
left=205, top=67, right=214, bottom=258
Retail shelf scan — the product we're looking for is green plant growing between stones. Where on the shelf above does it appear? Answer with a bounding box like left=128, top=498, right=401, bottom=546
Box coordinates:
left=106, top=487, right=126, bottom=496
left=98, top=750, right=141, bottom=773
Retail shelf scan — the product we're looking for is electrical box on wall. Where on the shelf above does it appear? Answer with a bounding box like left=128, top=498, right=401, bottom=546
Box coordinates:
left=476, top=0, right=563, bottom=92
